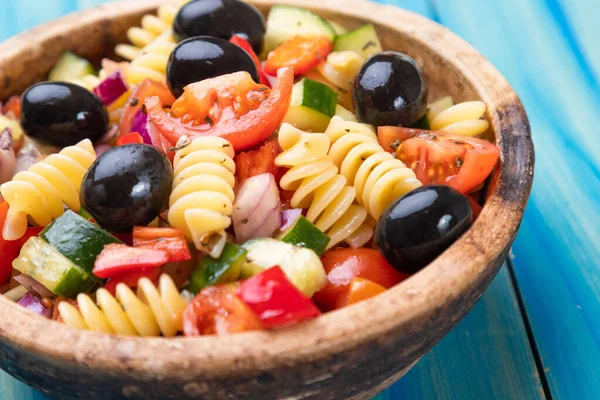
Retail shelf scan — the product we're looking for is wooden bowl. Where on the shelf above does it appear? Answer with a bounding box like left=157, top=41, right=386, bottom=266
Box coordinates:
left=0, top=0, right=534, bottom=399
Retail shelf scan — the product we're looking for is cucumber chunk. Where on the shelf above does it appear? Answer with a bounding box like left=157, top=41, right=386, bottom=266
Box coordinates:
left=277, top=216, right=330, bottom=256
left=48, top=51, right=96, bottom=83
left=40, top=210, right=122, bottom=275
left=284, top=78, right=339, bottom=132
left=186, top=243, right=247, bottom=294
left=263, top=5, right=336, bottom=55
left=334, top=24, right=383, bottom=59
left=241, top=238, right=326, bottom=297
left=13, top=237, right=99, bottom=298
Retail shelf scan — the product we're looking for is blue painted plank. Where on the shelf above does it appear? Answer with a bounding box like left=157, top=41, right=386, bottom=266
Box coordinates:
left=0, top=1, right=544, bottom=399
left=429, top=0, right=600, bottom=399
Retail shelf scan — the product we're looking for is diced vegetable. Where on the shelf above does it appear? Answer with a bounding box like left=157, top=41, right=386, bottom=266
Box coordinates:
left=18, top=293, right=52, bottom=318
left=116, top=132, right=144, bottom=146
left=313, top=248, right=408, bottom=311
left=14, top=274, right=55, bottom=299
left=186, top=243, right=247, bottom=294
left=235, top=140, right=282, bottom=183
left=93, top=70, right=129, bottom=106
left=333, top=24, right=383, bottom=59
left=1, top=96, right=21, bottom=119
left=48, top=51, right=96, bottom=83
left=333, top=277, right=387, bottom=309
left=232, top=173, right=282, bottom=244
left=13, top=237, right=99, bottom=298
left=132, top=227, right=191, bottom=263
left=264, top=36, right=333, bottom=76
left=241, top=238, right=326, bottom=297
left=236, top=266, right=321, bottom=329
left=103, top=266, right=162, bottom=295
left=3, top=285, right=28, bottom=302
left=93, top=243, right=169, bottom=279
left=280, top=209, right=303, bottom=231
left=328, top=20, right=347, bottom=35
left=183, top=285, right=263, bottom=336
left=277, top=215, right=330, bottom=256
left=263, top=5, right=336, bottom=56
left=230, top=35, right=271, bottom=87
left=40, top=210, right=122, bottom=275
left=283, top=78, right=339, bottom=132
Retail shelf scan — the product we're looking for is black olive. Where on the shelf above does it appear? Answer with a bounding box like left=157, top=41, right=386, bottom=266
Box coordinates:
left=375, top=185, right=472, bottom=274
left=81, top=144, right=173, bottom=232
left=167, top=36, right=259, bottom=98
left=20, top=82, right=108, bottom=147
left=353, top=51, right=428, bottom=127
left=173, top=0, right=265, bottom=54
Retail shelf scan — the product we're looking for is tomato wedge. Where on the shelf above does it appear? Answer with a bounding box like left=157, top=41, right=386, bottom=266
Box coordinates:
left=183, top=285, right=263, bottom=336
left=313, top=248, right=409, bottom=311
left=264, top=36, right=333, bottom=76
left=377, top=126, right=424, bottom=153
left=229, top=35, right=271, bottom=87
left=146, top=67, right=293, bottom=151
left=120, top=79, right=175, bottom=137
left=116, top=132, right=143, bottom=146
left=390, top=127, right=500, bottom=193
left=235, top=140, right=282, bottom=182
left=132, top=227, right=191, bottom=263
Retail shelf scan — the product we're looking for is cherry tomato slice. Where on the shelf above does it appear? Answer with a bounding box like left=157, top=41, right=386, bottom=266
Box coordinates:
left=120, top=79, right=175, bottom=137
left=183, top=285, right=263, bottom=336
left=390, top=127, right=500, bottom=193
left=264, top=36, right=333, bottom=76
left=313, top=248, right=409, bottom=311
left=335, top=277, right=387, bottom=309
left=235, top=140, right=282, bottom=182
left=146, top=68, right=293, bottom=151
left=229, top=35, right=271, bottom=87
left=116, top=132, right=143, bottom=146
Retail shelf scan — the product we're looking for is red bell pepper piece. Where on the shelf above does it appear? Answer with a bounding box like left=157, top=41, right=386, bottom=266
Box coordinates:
left=0, top=202, right=43, bottom=284
left=103, top=266, right=162, bottom=295
left=236, top=266, right=321, bottom=329
left=93, top=243, right=169, bottom=279
left=132, top=227, right=191, bottom=262
left=230, top=35, right=271, bottom=87
left=116, top=132, right=143, bottom=146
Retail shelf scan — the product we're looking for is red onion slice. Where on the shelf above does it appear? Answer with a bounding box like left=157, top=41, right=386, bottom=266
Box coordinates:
left=93, top=70, right=128, bottom=106
left=280, top=209, right=302, bottom=231
left=14, top=273, right=55, bottom=299
left=18, top=293, right=52, bottom=318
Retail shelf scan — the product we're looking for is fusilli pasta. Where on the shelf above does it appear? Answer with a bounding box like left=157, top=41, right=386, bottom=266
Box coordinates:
left=275, top=123, right=368, bottom=249
left=0, top=139, right=96, bottom=240
left=428, top=97, right=489, bottom=136
left=325, top=116, right=422, bottom=220
left=115, top=2, right=187, bottom=85
left=58, top=274, right=188, bottom=337
left=168, top=136, right=236, bottom=258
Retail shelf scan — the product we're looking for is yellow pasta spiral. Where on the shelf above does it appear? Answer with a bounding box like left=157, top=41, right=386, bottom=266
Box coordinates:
left=168, top=136, right=236, bottom=258
left=428, top=97, right=490, bottom=136
left=325, top=116, right=422, bottom=220
left=275, top=123, right=368, bottom=249
left=58, top=274, right=188, bottom=337
left=115, top=2, right=188, bottom=85
left=0, top=139, right=96, bottom=240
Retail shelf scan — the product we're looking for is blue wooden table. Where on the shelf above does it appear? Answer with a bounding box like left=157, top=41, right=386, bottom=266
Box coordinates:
left=2, top=0, right=599, bottom=399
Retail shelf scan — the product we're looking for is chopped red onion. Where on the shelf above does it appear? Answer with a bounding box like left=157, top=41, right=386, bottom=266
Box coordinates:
left=130, top=108, right=155, bottom=145
left=280, top=209, right=302, bottom=231
left=18, top=294, right=52, bottom=318
left=14, top=273, right=55, bottom=299
left=93, top=70, right=128, bottom=106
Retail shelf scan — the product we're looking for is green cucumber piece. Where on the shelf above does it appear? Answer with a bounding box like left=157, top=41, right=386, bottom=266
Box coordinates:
left=263, top=5, right=336, bottom=56
left=334, top=24, right=383, bottom=59
left=241, top=238, right=326, bottom=297
left=329, top=20, right=347, bottom=35
left=277, top=216, right=330, bottom=256
left=284, top=78, right=339, bottom=132
left=40, top=210, right=121, bottom=275
left=48, top=51, right=96, bottom=82
left=13, top=237, right=99, bottom=298
left=78, top=207, right=94, bottom=220
left=186, top=243, right=246, bottom=294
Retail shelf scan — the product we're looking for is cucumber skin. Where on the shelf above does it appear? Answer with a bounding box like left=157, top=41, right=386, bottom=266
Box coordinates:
left=40, top=210, right=122, bottom=275
left=186, top=243, right=247, bottom=294
left=294, top=79, right=339, bottom=118
left=53, top=267, right=100, bottom=298
left=278, top=216, right=330, bottom=256
left=334, top=24, right=383, bottom=59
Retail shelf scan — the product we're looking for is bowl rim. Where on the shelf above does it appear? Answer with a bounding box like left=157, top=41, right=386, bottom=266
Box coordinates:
left=0, top=0, right=534, bottom=379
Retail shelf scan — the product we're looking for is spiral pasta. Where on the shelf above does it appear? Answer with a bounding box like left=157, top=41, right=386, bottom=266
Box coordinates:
left=305, top=51, right=364, bottom=111
left=115, top=2, right=187, bottom=85
left=275, top=123, right=368, bottom=249
left=58, top=274, right=188, bottom=337
left=0, top=139, right=96, bottom=240
left=325, top=116, right=422, bottom=220
left=168, top=136, right=236, bottom=258
left=428, top=97, right=489, bottom=136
